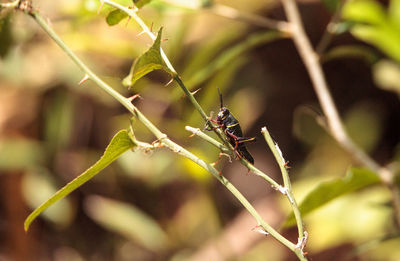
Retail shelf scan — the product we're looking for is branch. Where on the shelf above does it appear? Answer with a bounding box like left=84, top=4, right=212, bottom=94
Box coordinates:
left=24, top=7, right=307, bottom=260
left=281, top=0, right=400, bottom=227
left=262, top=127, right=306, bottom=251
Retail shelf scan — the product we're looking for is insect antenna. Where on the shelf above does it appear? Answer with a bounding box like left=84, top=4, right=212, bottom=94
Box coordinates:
left=217, top=87, right=223, bottom=108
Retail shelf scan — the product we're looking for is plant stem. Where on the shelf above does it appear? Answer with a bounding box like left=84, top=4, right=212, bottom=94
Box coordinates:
left=280, top=0, right=400, bottom=227
left=101, top=0, right=228, bottom=142
left=185, top=125, right=284, bottom=190
left=261, top=127, right=306, bottom=249
left=185, top=126, right=230, bottom=154
left=315, top=0, right=345, bottom=55
left=27, top=9, right=307, bottom=260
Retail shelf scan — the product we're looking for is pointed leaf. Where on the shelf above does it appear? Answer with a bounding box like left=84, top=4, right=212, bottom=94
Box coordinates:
left=133, top=0, right=152, bottom=9
left=284, top=167, right=380, bottom=227
left=123, top=28, right=176, bottom=87
left=106, top=9, right=128, bottom=26
left=24, top=130, right=136, bottom=231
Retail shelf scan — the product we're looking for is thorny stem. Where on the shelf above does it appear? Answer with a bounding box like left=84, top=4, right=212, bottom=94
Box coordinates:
left=185, top=126, right=283, bottom=190
left=261, top=127, right=305, bottom=248
left=281, top=0, right=400, bottom=227
left=26, top=7, right=307, bottom=260
left=100, top=0, right=228, bottom=145
left=100, top=0, right=294, bottom=192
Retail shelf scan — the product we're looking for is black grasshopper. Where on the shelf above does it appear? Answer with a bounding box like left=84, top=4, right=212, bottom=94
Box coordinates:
left=206, top=89, right=256, bottom=164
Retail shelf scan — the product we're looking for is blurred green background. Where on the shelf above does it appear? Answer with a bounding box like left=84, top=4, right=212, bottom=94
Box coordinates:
left=0, top=0, right=400, bottom=260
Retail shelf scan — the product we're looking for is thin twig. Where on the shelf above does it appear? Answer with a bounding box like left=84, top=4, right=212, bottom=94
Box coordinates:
left=185, top=125, right=284, bottom=190
left=160, top=0, right=290, bottom=33
left=281, top=0, right=400, bottom=227
left=315, top=0, right=345, bottom=55
left=262, top=127, right=306, bottom=251
left=185, top=125, right=230, bottom=154
left=208, top=4, right=290, bottom=33
left=25, top=8, right=307, bottom=260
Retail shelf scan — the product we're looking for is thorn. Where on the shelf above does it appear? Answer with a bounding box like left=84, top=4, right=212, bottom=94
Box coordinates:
left=46, top=17, right=53, bottom=28
left=284, top=161, right=291, bottom=169
left=150, top=22, right=154, bottom=33
left=128, top=4, right=139, bottom=12
left=137, top=30, right=146, bottom=37
left=161, top=38, right=168, bottom=42
left=190, top=88, right=201, bottom=96
left=97, top=0, right=104, bottom=14
left=165, top=78, right=174, bottom=87
left=252, top=225, right=269, bottom=236
left=125, top=16, right=131, bottom=27
left=188, top=133, right=195, bottom=138
left=78, top=74, right=90, bottom=85
left=128, top=94, right=143, bottom=102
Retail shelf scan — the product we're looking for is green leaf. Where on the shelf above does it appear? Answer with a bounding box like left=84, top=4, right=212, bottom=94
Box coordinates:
left=106, top=9, right=128, bottom=26
left=342, top=0, right=386, bottom=25
left=351, top=24, right=400, bottom=62
left=343, top=0, right=400, bottom=62
left=122, top=27, right=176, bottom=87
left=24, top=130, right=136, bottom=231
left=284, top=167, right=380, bottom=227
left=133, top=0, right=152, bottom=9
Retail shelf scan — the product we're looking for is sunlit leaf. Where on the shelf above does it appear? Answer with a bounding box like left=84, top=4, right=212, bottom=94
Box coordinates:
left=343, top=0, right=400, bottom=62
left=123, top=28, right=176, bottom=87
left=85, top=195, right=168, bottom=250
left=284, top=167, right=380, bottom=227
left=24, top=130, right=136, bottom=231
left=342, top=0, right=386, bottom=25
left=106, top=9, right=128, bottom=26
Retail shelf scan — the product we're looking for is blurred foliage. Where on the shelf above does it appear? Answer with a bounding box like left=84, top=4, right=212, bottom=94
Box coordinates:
left=343, top=0, right=400, bottom=62
left=0, top=0, right=399, bottom=260
left=284, top=167, right=380, bottom=227
left=84, top=195, right=168, bottom=251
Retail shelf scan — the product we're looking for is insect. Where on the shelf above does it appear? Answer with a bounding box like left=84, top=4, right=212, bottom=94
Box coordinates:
left=206, top=89, right=256, bottom=164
